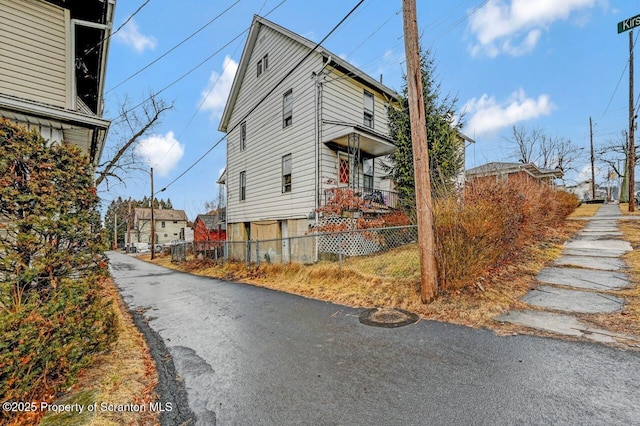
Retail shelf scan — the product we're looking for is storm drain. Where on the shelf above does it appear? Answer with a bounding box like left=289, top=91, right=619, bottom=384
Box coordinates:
left=359, top=308, right=419, bottom=328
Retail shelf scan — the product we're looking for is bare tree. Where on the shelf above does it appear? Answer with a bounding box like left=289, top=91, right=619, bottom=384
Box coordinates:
left=96, top=94, right=173, bottom=189
left=204, top=183, right=226, bottom=213
left=507, top=126, right=543, bottom=164
left=597, top=131, right=628, bottom=178
left=506, top=125, right=583, bottom=173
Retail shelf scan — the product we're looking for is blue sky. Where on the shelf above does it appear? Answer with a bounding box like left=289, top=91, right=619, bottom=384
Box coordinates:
left=101, top=0, right=640, bottom=218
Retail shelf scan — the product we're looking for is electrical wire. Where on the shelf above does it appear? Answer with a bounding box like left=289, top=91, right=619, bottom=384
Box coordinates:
left=602, top=30, right=640, bottom=117
left=155, top=0, right=366, bottom=195
left=85, top=0, right=152, bottom=56
left=111, top=0, right=288, bottom=121
left=106, top=0, right=242, bottom=93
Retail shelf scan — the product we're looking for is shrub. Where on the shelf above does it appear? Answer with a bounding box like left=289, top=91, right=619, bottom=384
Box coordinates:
left=0, top=119, right=116, bottom=423
left=434, top=176, right=578, bottom=291
left=0, top=276, right=116, bottom=423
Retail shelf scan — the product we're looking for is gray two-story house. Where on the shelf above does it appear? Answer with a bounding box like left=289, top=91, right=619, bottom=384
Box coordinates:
left=219, top=15, right=399, bottom=256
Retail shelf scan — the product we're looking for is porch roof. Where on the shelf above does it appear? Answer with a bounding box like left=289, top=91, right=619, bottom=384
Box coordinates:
left=322, top=122, right=396, bottom=157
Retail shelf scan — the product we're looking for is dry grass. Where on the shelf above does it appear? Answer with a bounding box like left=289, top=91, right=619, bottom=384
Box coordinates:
left=578, top=220, right=640, bottom=337
left=142, top=220, right=583, bottom=331
left=40, top=277, right=159, bottom=426
left=568, top=203, right=602, bottom=218
left=619, top=203, right=640, bottom=216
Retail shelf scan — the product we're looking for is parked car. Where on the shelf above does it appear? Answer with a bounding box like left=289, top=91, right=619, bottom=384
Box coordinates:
left=134, top=242, right=150, bottom=253
left=163, top=239, right=185, bottom=248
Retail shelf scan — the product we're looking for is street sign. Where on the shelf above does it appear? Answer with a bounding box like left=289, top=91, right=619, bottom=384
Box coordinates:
left=618, top=14, right=640, bottom=33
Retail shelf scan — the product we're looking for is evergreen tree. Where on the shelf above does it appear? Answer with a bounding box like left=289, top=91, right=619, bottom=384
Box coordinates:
left=0, top=119, right=106, bottom=299
left=385, top=50, right=464, bottom=219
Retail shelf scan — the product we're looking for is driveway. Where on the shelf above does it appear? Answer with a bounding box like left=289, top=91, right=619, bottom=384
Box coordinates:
left=108, top=251, right=640, bottom=425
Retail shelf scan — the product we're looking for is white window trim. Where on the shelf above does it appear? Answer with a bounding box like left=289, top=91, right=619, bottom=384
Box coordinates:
left=283, top=89, right=293, bottom=128
left=282, top=154, right=292, bottom=193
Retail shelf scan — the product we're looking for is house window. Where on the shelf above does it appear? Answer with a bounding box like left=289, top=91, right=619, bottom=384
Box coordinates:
left=283, top=89, right=293, bottom=128
left=239, top=171, right=246, bottom=201
left=240, top=122, right=247, bottom=151
left=363, top=158, right=374, bottom=192
left=363, top=90, right=374, bottom=128
left=282, top=154, right=292, bottom=193
left=257, top=54, right=268, bottom=77
left=161, top=221, right=166, bottom=228
left=339, top=155, right=350, bottom=184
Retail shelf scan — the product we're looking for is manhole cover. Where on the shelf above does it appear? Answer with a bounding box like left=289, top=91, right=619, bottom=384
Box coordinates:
left=359, top=308, right=419, bottom=328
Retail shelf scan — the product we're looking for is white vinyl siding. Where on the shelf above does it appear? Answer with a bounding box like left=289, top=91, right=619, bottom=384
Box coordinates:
left=0, top=0, right=70, bottom=108
left=226, top=24, right=320, bottom=224
left=319, top=69, right=393, bottom=197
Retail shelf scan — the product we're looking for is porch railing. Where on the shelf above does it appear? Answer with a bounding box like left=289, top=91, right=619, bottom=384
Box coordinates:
left=323, top=187, right=399, bottom=210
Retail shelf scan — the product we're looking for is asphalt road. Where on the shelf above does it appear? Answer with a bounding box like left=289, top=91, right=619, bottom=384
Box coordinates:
left=108, top=251, right=640, bottom=426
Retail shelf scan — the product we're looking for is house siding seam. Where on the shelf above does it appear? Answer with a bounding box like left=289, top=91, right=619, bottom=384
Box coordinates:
left=0, top=0, right=68, bottom=108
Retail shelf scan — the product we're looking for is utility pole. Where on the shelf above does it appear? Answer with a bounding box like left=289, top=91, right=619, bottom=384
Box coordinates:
left=151, top=167, right=156, bottom=260
left=590, top=117, right=596, bottom=200
left=127, top=200, right=131, bottom=253
left=630, top=30, right=636, bottom=212
left=402, top=0, right=438, bottom=303
left=113, top=213, right=117, bottom=250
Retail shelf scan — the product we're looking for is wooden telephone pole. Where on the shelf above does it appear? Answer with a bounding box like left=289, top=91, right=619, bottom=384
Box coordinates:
left=402, top=0, right=438, bottom=303
left=151, top=167, right=156, bottom=260
left=590, top=117, right=596, bottom=200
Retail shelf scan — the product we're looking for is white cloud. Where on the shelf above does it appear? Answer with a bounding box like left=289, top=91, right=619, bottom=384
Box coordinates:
left=574, top=163, right=601, bottom=183
left=114, top=19, right=157, bottom=53
left=468, top=0, right=599, bottom=57
left=135, top=131, right=184, bottom=177
left=463, top=89, right=554, bottom=136
left=200, top=56, right=239, bottom=119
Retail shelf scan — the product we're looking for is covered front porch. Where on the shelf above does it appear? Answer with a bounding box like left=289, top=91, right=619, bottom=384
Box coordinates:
left=321, top=123, right=398, bottom=212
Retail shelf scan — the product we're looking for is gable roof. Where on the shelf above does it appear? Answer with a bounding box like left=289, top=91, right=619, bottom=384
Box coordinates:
left=466, top=162, right=563, bottom=180
left=195, top=214, right=221, bottom=230
left=219, top=15, right=398, bottom=133
left=134, top=208, right=188, bottom=222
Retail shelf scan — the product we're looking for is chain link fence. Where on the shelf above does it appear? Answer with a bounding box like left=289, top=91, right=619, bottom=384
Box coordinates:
left=170, top=226, right=420, bottom=279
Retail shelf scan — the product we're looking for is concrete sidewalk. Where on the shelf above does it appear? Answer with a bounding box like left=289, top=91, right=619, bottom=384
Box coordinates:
left=495, top=203, right=640, bottom=345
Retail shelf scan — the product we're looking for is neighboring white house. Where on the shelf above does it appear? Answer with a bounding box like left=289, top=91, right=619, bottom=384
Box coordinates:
left=0, top=0, right=114, bottom=165
left=219, top=15, right=401, bottom=245
left=563, top=180, right=608, bottom=201
left=133, top=208, right=189, bottom=246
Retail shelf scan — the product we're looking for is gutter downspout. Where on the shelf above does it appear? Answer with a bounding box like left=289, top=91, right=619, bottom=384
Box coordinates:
left=315, top=56, right=332, bottom=211
left=314, top=56, right=331, bottom=262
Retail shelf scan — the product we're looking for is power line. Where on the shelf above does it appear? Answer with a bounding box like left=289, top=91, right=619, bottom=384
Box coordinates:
left=323, top=0, right=489, bottom=88
left=111, top=0, right=288, bottom=121
left=84, top=0, right=152, bottom=56
left=156, top=0, right=366, bottom=195
left=107, top=0, right=242, bottom=93
left=602, top=31, right=640, bottom=117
